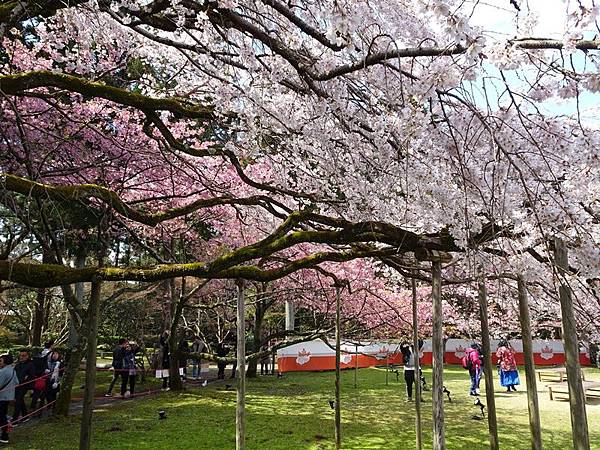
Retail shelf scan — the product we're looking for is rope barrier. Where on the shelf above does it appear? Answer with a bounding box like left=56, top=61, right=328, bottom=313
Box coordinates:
left=0, top=400, right=57, bottom=431
left=0, top=364, right=204, bottom=430
left=0, top=368, right=65, bottom=394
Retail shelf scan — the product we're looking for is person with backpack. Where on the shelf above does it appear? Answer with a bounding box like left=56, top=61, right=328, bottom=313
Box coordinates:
left=400, top=343, right=417, bottom=401
left=13, top=350, right=35, bottom=422
left=0, top=354, right=18, bottom=444
left=105, top=339, right=128, bottom=397
left=121, top=342, right=141, bottom=398
left=30, top=352, right=52, bottom=413
left=401, top=340, right=425, bottom=401
left=496, top=339, right=520, bottom=392
left=462, top=343, right=483, bottom=396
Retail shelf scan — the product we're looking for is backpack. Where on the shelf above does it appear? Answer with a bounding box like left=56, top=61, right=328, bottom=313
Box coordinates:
left=461, top=350, right=473, bottom=370
left=33, top=375, right=48, bottom=392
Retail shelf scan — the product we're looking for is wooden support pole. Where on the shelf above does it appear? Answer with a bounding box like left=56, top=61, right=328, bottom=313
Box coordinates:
left=285, top=299, right=295, bottom=331
left=335, top=285, right=342, bottom=449
left=553, top=238, right=590, bottom=450
left=386, top=352, right=389, bottom=386
left=79, top=280, right=102, bottom=450
left=354, top=343, right=358, bottom=389
left=236, top=280, right=246, bottom=450
left=431, top=260, right=445, bottom=450
left=412, top=275, right=422, bottom=450
left=477, top=277, right=499, bottom=450
left=517, top=276, right=542, bottom=450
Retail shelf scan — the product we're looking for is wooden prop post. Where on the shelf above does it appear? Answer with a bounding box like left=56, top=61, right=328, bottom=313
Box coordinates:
left=477, top=277, right=499, bottom=450
left=412, top=275, right=423, bottom=450
left=335, top=284, right=342, bottom=449
left=236, top=280, right=246, bottom=450
left=285, top=299, right=295, bottom=331
left=386, top=353, right=389, bottom=385
left=354, top=343, right=358, bottom=389
left=553, top=238, right=590, bottom=450
left=79, top=280, right=102, bottom=450
left=431, top=260, right=444, bottom=450
left=517, top=276, right=542, bottom=450
left=415, top=249, right=451, bottom=450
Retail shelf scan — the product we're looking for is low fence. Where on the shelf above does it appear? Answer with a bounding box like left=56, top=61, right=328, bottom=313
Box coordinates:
left=276, top=339, right=594, bottom=373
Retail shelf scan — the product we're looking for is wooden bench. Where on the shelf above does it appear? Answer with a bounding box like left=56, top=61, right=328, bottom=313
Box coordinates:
left=536, top=367, right=586, bottom=382
left=547, top=381, right=600, bottom=401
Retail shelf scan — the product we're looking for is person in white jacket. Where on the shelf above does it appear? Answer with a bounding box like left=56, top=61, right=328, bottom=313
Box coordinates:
left=0, top=354, right=18, bottom=444
left=45, top=351, right=62, bottom=405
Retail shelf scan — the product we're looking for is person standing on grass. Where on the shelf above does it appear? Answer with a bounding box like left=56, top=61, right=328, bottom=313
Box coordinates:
left=216, top=341, right=229, bottom=380
left=178, top=337, right=190, bottom=381
left=121, top=342, right=140, bottom=398
left=260, top=348, right=271, bottom=375
left=463, top=343, right=483, bottom=396
left=400, top=343, right=421, bottom=402
left=191, top=336, right=204, bottom=380
left=0, top=354, right=18, bottom=444
left=13, top=350, right=35, bottom=422
left=106, top=338, right=128, bottom=397
left=45, top=351, right=63, bottom=406
left=496, top=339, right=520, bottom=392
left=160, top=331, right=171, bottom=390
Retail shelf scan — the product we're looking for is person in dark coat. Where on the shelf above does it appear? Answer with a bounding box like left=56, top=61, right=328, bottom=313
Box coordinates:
left=178, top=337, right=190, bottom=380
left=105, top=338, right=127, bottom=397
left=121, top=342, right=140, bottom=397
left=216, top=341, right=229, bottom=380
left=160, top=331, right=170, bottom=390
left=190, top=336, right=205, bottom=380
left=13, top=350, right=35, bottom=421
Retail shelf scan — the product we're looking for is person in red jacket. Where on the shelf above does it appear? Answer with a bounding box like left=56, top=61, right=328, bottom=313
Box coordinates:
left=463, top=343, right=483, bottom=396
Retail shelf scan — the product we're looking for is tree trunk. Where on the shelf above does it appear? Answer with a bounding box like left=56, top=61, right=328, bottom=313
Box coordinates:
left=236, top=280, right=246, bottom=450
left=554, top=238, right=590, bottom=450
left=168, top=277, right=185, bottom=391
left=54, top=337, right=86, bottom=416
left=431, top=261, right=445, bottom=450
left=69, top=252, right=86, bottom=347
left=412, top=275, right=422, bottom=450
left=477, top=277, right=499, bottom=450
left=31, top=287, right=46, bottom=346
left=55, top=283, right=85, bottom=417
left=79, top=280, right=102, bottom=450
left=517, top=276, right=542, bottom=450
left=334, top=285, right=342, bottom=450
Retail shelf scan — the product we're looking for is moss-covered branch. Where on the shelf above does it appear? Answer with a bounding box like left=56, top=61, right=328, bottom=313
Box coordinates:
left=0, top=245, right=395, bottom=288
left=2, top=173, right=280, bottom=226
left=0, top=71, right=213, bottom=120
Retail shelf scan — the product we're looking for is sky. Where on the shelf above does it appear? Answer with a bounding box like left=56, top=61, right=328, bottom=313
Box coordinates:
left=463, top=0, right=600, bottom=124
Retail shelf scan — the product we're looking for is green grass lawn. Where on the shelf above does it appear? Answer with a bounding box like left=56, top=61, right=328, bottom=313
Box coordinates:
left=7, top=366, right=600, bottom=449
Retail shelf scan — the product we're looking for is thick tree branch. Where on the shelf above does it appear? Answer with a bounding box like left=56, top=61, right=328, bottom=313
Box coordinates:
left=0, top=71, right=214, bottom=120
left=2, top=173, right=284, bottom=226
